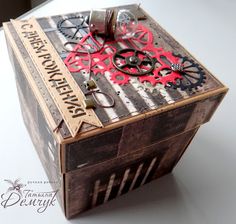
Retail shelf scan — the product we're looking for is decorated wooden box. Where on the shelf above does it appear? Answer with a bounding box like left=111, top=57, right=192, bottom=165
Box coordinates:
left=3, top=4, right=227, bottom=219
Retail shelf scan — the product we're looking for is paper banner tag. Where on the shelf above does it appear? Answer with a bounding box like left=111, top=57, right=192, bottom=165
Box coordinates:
left=11, top=18, right=103, bottom=137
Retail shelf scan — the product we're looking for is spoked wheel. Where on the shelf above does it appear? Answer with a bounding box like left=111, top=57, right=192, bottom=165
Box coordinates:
left=57, top=15, right=89, bottom=40
left=112, top=48, right=155, bottom=76
left=170, top=55, right=206, bottom=90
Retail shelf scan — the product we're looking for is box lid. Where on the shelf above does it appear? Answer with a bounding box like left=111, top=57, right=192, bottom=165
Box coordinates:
left=3, top=4, right=227, bottom=143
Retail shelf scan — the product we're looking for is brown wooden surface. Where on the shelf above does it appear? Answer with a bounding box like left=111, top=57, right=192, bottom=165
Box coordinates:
left=3, top=4, right=227, bottom=142
left=9, top=44, right=65, bottom=212
left=63, top=91, right=225, bottom=173
left=65, top=128, right=198, bottom=218
left=3, top=4, right=228, bottom=219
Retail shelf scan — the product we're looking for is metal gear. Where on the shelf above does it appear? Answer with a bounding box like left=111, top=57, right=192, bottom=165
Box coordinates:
left=138, top=50, right=205, bottom=90
left=57, top=15, right=89, bottom=40
left=169, top=54, right=206, bottom=90
left=112, top=48, right=155, bottom=76
left=62, top=20, right=206, bottom=90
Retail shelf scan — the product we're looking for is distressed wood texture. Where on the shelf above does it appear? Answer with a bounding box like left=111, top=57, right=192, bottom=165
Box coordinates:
left=4, top=4, right=227, bottom=141
left=3, top=3, right=228, bottom=220
left=6, top=39, right=65, bottom=212
left=65, top=128, right=198, bottom=218
left=63, top=91, right=225, bottom=173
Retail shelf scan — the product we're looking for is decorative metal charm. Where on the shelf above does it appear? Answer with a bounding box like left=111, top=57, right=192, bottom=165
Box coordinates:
left=171, top=63, right=183, bottom=72
left=89, top=9, right=108, bottom=35
left=82, top=98, right=96, bottom=109
left=112, top=48, right=155, bottom=76
left=84, top=80, right=97, bottom=90
left=57, top=15, right=89, bottom=40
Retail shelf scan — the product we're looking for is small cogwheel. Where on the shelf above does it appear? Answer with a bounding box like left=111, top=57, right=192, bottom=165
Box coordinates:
left=57, top=15, right=89, bottom=40
left=112, top=48, right=155, bottom=76
left=170, top=54, right=206, bottom=91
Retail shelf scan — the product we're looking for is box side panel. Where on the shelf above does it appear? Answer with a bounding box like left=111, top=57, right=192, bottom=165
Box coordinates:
left=4, top=22, right=71, bottom=139
left=65, top=91, right=225, bottom=172
left=153, top=127, right=198, bottom=179
left=7, top=39, right=65, bottom=211
left=65, top=128, right=198, bottom=218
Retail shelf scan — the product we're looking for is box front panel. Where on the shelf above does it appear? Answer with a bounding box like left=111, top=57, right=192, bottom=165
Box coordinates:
left=65, top=128, right=198, bottom=218
left=64, top=91, right=225, bottom=173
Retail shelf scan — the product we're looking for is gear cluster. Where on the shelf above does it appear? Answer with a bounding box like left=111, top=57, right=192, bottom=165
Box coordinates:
left=61, top=18, right=206, bottom=91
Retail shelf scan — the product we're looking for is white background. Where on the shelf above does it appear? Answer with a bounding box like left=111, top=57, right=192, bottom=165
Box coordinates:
left=0, top=0, right=235, bottom=223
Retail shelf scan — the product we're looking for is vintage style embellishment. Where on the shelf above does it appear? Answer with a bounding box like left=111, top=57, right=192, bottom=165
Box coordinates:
left=11, top=18, right=103, bottom=137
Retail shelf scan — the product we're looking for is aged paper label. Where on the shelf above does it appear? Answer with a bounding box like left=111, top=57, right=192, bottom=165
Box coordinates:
left=11, top=18, right=103, bottom=137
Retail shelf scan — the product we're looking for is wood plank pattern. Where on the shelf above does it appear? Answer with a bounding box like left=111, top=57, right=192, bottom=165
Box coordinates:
left=66, top=127, right=122, bottom=171
left=64, top=91, right=226, bottom=172
left=65, top=128, right=198, bottom=218
left=12, top=52, right=64, bottom=211
left=4, top=4, right=228, bottom=219
left=33, top=5, right=224, bottom=140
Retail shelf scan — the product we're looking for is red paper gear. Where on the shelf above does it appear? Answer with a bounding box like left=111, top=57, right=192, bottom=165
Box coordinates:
left=110, top=72, right=130, bottom=85
left=64, top=33, right=116, bottom=74
left=139, top=50, right=182, bottom=86
left=120, top=23, right=154, bottom=49
left=64, top=23, right=182, bottom=87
